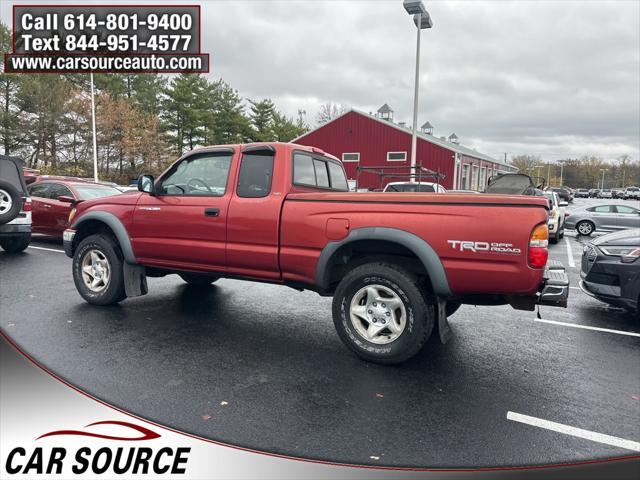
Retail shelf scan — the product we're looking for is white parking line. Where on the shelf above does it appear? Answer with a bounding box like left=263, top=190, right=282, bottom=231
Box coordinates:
left=535, top=318, right=640, bottom=337
left=565, top=237, right=576, bottom=268
left=507, top=411, right=640, bottom=452
left=28, top=246, right=64, bottom=253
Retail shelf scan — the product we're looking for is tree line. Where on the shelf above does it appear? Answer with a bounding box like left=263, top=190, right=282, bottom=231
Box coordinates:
left=510, top=154, right=639, bottom=189
left=0, top=23, right=308, bottom=184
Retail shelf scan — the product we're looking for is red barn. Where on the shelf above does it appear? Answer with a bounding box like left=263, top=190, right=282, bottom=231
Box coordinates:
left=293, top=106, right=516, bottom=191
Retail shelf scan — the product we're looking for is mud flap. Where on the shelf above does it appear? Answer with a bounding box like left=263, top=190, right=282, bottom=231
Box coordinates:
left=436, top=298, right=452, bottom=344
left=123, top=263, right=148, bottom=297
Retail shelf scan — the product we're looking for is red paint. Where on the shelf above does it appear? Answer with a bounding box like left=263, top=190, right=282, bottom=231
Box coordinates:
left=70, top=143, right=550, bottom=298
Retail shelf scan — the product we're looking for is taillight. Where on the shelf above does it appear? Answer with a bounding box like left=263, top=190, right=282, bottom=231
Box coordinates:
left=529, top=223, right=548, bottom=268
left=22, top=199, right=32, bottom=212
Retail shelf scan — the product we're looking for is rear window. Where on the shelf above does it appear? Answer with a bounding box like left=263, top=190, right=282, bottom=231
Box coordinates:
left=75, top=185, right=121, bottom=200
left=587, top=205, right=613, bottom=213
left=485, top=174, right=536, bottom=195
left=293, top=153, right=348, bottom=191
left=387, top=184, right=436, bottom=192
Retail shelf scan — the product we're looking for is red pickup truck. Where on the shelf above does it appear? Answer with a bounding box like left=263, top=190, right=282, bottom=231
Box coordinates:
left=63, top=143, right=569, bottom=364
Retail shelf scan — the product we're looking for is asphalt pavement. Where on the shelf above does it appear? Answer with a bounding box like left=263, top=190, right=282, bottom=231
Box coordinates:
left=1, top=197, right=639, bottom=467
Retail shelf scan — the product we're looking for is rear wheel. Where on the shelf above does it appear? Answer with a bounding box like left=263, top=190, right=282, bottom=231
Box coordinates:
left=0, top=233, right=31, bottom=253
left=179, top=273, right=219, bottom=285
left=576, top=220, right=595, bottom=236
left=0, top=180, right=21, bottom=225
left=332, top=262, right=434, bottom=364
left=73, top=234, right=126, bottom=305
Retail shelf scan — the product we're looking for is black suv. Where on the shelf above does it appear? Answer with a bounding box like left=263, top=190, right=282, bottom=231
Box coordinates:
left=580, top=228, right=640, bottom=317
left=549, top=187, right=573, bottom=203
left=0, top=155, right=32, bottom=253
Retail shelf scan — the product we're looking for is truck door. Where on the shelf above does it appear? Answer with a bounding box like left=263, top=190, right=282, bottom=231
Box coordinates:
left=226, top=147, right=281, bottom=279
left=131, top=150, right=235, bottom=271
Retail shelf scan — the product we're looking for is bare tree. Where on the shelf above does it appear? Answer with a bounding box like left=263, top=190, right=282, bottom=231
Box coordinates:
left=316, top=103, right=346, bottom=126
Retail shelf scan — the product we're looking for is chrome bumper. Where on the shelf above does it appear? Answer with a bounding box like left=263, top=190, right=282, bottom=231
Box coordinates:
left=539, top=260, right=569, bottom=308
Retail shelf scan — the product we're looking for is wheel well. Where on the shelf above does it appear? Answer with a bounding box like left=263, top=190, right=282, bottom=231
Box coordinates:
left=323, top=240, right=434, bottom=296
left=72, top=220, right=118, bottom=254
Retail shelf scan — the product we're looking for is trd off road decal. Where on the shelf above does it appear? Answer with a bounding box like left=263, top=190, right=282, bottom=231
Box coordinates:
left=447, top=240, right=522, bottom=255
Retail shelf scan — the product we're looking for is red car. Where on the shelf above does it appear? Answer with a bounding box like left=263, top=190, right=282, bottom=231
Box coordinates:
left=63, top=143, right=569, bottom=364
left=28, top=180, right=121, bottom=237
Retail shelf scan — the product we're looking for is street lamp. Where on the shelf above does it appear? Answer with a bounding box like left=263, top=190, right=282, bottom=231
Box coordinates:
left=600, top=168, right=608, bottom=190
left=403, top=0, right=433, bottom=182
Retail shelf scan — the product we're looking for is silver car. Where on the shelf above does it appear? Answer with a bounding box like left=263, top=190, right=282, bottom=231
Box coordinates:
left=564, top=204, right=640, bottom=236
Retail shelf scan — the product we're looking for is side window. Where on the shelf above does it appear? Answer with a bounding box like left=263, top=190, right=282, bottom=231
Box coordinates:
left=28, top=183, right=52, bottom=198
left=237, top=151, right=275, bottom=198
left=159, top=154, right=233, bottom=196
left=313, top=159, right=330, bottom=188
left=327, top=162, right=348, bottom=191
left=588, top=206, right=612, bottom=213
left=293, top=153, right=316, bottom=186
left=49, top=184, right=73, bottom=200
left=615, top=205, right=638, bottom=214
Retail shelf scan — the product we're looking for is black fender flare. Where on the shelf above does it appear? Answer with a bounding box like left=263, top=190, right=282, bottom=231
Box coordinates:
left=316, top=227, right=452, bottom=296
left=72, top=211, right=137, bottom=264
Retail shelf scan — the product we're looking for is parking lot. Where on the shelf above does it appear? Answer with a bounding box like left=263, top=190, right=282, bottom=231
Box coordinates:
left=1, top=197, right=638, bottom=468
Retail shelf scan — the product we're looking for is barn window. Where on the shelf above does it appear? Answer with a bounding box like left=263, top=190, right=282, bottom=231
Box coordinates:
left=387, top=151, right=407, bottom=162
left=342, top=152, right=360, bottom=163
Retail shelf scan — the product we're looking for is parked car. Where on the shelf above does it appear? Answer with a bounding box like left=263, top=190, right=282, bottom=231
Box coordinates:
left=612, top=189, right=625, bottom=199
left=564, top=204, right=640, bottom=236
left=28, top=180, right=121, bottom=237
left=0, top=155, right=32, bottom=253
left=599, top=189, right=613, bottom=199
left=544, top=191, right=567, bottom=243
left=62, top=143, right=569, bottom=364
left=580, top=228, right=640, bottom=316
left=588, top=189, right=600, bottom=198
left=383, top=181, right=447, bottom=193
left=574, top=189, right=590, bottom=198
left=624, top=186, right=640, bottom=200
left=548, top=187, right=573, bottom=203
left=484, top=173, right=543, bottom=195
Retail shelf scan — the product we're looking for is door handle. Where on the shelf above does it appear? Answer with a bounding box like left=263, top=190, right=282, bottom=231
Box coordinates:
left=204, top=207, right=220, bottom=217
left=43, top=204, right=52, bottom=208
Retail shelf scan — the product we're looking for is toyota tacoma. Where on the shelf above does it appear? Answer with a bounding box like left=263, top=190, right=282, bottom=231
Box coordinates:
left=63, top=143, right=569, bottom=364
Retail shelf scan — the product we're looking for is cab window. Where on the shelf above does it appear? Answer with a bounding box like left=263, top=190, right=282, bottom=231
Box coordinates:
left=293, top=152, right=349, bottom=191
left=158, top=153, right=232, bottom=196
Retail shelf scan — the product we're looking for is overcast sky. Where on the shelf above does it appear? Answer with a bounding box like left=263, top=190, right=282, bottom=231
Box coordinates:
left=2, top=0, right=639, bottom=162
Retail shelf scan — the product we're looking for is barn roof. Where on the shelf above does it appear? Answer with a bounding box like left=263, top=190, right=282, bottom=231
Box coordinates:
left=292, top=108, right=509, bottom=166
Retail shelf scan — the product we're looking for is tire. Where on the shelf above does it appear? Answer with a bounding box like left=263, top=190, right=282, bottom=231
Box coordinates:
left=550, top=234, right=558, bottom=244
left=576, top=220, right=595, bottom=236
left=0, top=180, right=22, bottom=225
left=445, top=301, right=461, bottom=318
left=0, top=233, right=31, bottom=253
left=179, top=273, right=219, bottom=285
left=332, top=262, right=435, bottom=365
left=72, top=234, right=126, bottom=305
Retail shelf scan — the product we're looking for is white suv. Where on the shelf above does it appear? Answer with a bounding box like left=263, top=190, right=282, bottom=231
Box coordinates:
left=624, top=186, right=640, bottom=200
left=0, top=155, right=32, bottom=253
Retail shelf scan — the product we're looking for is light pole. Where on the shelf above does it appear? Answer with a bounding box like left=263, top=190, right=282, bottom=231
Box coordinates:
left=90, top=73, right=98, bottom=182
left=600, top=168, right=608, bottom=190
left=403, top=0, right=433, bottom=182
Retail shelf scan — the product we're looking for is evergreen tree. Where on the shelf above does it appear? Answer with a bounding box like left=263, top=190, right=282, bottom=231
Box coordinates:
left=249, top=98, right=276, bottom=141
left=0, top=23, right=22, bottom=155
left=272, top=111, right=306, bottom=142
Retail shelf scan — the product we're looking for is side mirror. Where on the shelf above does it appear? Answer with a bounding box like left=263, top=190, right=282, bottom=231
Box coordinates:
left=138, top=175, right=155, bottom=195
left=559, top=201, right=568, bottom=207
left=58, top=195, right=75, bottom=204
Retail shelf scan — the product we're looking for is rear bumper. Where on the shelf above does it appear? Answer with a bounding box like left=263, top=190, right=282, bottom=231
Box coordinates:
left=538, top=260, right=569, bottom=308
left=0, top=224, right=31, bottom=234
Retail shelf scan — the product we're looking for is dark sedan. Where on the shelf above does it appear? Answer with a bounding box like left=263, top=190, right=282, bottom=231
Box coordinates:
left=580, top=228, right=640, bottom=316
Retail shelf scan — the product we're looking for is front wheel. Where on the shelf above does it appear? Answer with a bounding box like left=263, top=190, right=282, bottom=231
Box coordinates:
left=0, top=234, right=31, bottom=253
left=576, top=221, right=595, bottom=236
left=332, top=262, right=434, bottom=364
left=73, top=234, right=126, bottom=305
